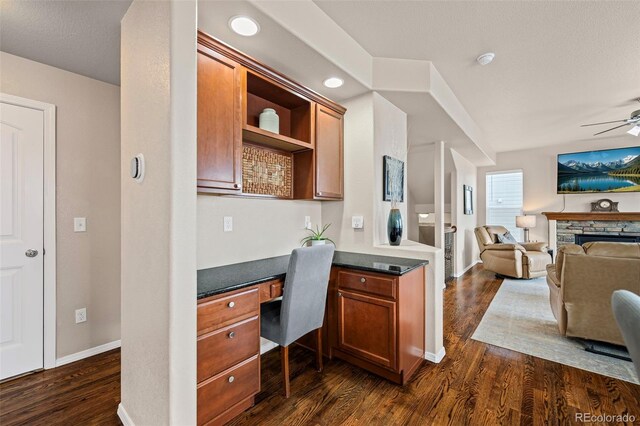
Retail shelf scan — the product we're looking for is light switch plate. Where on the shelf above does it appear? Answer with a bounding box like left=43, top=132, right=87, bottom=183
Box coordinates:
left=352, top=216, right=364, bottom=229
left=74, top=217, right=86, bottom=232
left=304, top=216, right=312, bottom=230
left=223, top=216, right=233, bottom=232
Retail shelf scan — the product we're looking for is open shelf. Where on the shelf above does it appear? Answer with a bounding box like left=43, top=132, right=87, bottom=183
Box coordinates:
left=245, top=72, right=312, bottom=148
left=243, top=125, right=310, bottom=152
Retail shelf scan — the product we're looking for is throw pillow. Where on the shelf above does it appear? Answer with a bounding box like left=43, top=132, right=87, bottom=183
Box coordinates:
left=497, top=231, right=518, bottom=244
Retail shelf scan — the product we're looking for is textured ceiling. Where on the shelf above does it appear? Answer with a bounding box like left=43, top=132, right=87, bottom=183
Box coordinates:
left=0, top=0, right=132, bottom=85
left=198, top=1, right=368, bottom=102
left=315, top=0, right=640, bottom=152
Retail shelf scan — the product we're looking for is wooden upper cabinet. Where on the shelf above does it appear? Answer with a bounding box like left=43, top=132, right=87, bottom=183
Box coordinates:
left=196, top=31, right=345, bottom=199
left=314, top=104, right=344, bottom=199
left=197, top=47, right=243, bottom=192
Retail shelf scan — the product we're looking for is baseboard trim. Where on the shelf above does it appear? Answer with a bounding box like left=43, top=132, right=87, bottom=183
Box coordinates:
left=454, top=260, right=481, bottom=278
left=117, top=403, right=135, bottom=426
left=55, top=340, right=121, bottom=367
left=425, top=347, right=446, bottom=363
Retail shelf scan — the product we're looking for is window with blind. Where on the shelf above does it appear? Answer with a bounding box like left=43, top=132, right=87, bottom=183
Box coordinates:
left=486, top=171, right=523, bottom=240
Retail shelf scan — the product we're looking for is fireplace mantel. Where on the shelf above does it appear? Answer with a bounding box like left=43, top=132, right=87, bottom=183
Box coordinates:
left=542, top=212, right=640, bottom=221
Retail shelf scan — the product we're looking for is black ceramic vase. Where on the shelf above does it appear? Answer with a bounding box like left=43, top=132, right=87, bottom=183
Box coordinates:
left=387, top=208, right=403, bottom=246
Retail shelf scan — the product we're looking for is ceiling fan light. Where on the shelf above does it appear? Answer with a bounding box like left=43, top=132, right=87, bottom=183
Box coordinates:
left=627, top=125, right=640, bottom=137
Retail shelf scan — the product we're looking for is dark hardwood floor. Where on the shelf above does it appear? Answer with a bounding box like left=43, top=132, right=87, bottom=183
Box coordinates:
left=1, top=264, right=638, bottom=425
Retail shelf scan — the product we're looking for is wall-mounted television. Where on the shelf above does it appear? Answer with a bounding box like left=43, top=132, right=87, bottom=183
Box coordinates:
left=557, top=146, right=640, bottom=193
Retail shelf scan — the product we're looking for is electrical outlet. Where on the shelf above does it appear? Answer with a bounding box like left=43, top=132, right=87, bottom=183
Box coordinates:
left=223, top=216, right=233, bottom=232
left=304, top=216, right=312, bottom=230
left=75, top=308, right=87, bottom=324
left=74, top=217, right=87, bottom=232
left=352, top=216, right=364, bottom=229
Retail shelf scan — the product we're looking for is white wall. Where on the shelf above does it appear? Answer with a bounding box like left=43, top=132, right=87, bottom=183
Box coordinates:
left=120, top=1, right=197, bottom=424
left=322, top=93, right=375, bottom=250
left=478, top=135, right=640, bottom=244
left=407, top=144, right=453, bottom=241
left=0, top=52, right=121, bottom=359
left=373, top=92, right=408, bottom=245
left=197, top=197, right=322, bottom=269
left=450, top=148, right=479, bottom=275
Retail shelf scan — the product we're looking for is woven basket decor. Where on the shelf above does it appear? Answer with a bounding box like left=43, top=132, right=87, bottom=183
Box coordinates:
left=242, top=145, right=292, bottom=198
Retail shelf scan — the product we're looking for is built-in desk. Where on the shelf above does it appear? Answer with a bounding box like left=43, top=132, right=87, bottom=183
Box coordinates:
left=196, top=251, right=428, bottom=425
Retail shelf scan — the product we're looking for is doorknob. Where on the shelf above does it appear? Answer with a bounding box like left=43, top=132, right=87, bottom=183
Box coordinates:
left=25, top=249, right=39, bottom=258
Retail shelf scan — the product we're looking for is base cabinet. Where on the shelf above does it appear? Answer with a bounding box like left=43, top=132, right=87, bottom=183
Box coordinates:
left=330, top=267, right=425, bottom=385
left=337, top=290, right=397, bottom=369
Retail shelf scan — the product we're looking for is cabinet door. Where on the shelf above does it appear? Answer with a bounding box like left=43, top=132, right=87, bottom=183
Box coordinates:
left=197, top=48, right=243, bottom=191
left=315, top=104, right=343, bottom=199
left=337, top=289, right=397, bottom=369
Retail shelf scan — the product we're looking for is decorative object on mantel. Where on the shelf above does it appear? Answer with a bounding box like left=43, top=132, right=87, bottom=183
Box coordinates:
left=516, top=215, right=536, bottom=242
left=383, top=155, right=405, bottom=246
left=463, top=185, right=474, bottom=215
left=259, top=108, right=279, bottom=134
left=242, top=144, right=292, bottom=198
left=301, top=223, right=335, bottom=246
left=591, top=198, right=619, bottom=212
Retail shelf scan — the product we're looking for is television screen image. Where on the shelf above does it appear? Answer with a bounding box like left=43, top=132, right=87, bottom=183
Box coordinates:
left=557, top=146, right=640, bottom=193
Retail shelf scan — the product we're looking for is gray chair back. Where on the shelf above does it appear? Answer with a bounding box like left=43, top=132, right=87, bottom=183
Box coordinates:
left=280, top=244, right=334, bottom=347
left=612, top=290, right=640, bottom=378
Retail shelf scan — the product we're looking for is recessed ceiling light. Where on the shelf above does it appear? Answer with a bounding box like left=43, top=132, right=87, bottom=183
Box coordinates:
left=323, top=77, right=343, bottom=88
left=476, top=52, right=495, bottom=66
left=229, top=16, right=260, bottom=37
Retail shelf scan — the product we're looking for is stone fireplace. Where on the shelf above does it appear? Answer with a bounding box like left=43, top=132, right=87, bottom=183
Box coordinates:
left=542, top=212, right=640, bottom=254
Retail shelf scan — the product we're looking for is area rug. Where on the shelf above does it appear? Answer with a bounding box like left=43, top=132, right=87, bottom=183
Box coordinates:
left=472, top=277, right=639, bottom=384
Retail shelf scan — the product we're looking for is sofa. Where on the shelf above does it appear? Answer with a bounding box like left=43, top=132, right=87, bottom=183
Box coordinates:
left=547, top=242, right=640, bottom=345
left=474, top=225, right=551, bottom=279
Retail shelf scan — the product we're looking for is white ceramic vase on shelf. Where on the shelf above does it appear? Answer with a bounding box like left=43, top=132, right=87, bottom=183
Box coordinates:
left=259, top=108, right=279, bottom=134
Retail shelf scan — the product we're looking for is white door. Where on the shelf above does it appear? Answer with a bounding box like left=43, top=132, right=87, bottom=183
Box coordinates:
left=0, top=102, right=44, bottom=380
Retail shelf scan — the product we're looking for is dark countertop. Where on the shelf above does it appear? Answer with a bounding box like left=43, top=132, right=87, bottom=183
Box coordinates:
left=197, top=251, right=428, bottom=300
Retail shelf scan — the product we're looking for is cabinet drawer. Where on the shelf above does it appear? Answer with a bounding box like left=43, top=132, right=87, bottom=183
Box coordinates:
left=197, top=316, right=259, bottom=382
left=197, top=355, right=260, bottom=425
left=338, top=270, right=397, bottom=300
left=198, top=288, right=259, bottom=335
left=270, top=281, right=283, bottom=299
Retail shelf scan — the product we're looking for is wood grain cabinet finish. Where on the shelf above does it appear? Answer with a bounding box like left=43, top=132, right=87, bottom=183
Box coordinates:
left=331, top=266, right=425, bottom=385
left=196, top=30, right=345, bottom=200
left=197, top=46, right=243, bottom=192
left=314, top=104, right=344, bottom=200
left=337, top=290, right=397, bottom=369
left=197, top=355, right=260, bottom=425
left=197, top=287, right=260, bottom=425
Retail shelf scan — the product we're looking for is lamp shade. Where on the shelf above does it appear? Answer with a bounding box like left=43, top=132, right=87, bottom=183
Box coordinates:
left=516, top=215, right=536, bottom=229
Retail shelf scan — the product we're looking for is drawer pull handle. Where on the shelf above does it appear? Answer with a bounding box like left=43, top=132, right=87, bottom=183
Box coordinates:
left=227, top=301, right=235, bottom=308
left=228, top=331, right=235, bottom=339
left=338, top=292, right=342, bottom=297
left=360, top=277, right=366, bottom=283
left=228, top=376, right=235, bottom=383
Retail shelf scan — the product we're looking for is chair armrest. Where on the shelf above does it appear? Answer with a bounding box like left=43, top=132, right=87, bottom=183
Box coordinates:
left=484, top=243, right=526, bottom=252
left=521, top=242, right=548, bottom=252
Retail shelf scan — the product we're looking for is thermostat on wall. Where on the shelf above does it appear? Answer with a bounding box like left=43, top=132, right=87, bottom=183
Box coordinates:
left=130, top=154, right=145, bottom=183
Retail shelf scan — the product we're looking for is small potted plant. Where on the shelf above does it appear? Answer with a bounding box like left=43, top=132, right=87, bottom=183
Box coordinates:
left=301, top=223, right=335, bottom=246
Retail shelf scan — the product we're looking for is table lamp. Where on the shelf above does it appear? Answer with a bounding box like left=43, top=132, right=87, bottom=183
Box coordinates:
left=516, top=215, right=536, bottom=242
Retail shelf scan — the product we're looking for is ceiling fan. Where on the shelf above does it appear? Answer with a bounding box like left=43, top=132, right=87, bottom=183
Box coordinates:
left=581, top=99, right=640, bottom=137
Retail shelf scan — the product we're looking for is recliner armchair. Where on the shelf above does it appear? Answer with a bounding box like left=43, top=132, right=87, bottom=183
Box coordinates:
left=475, top=225, right=551, bottom=279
